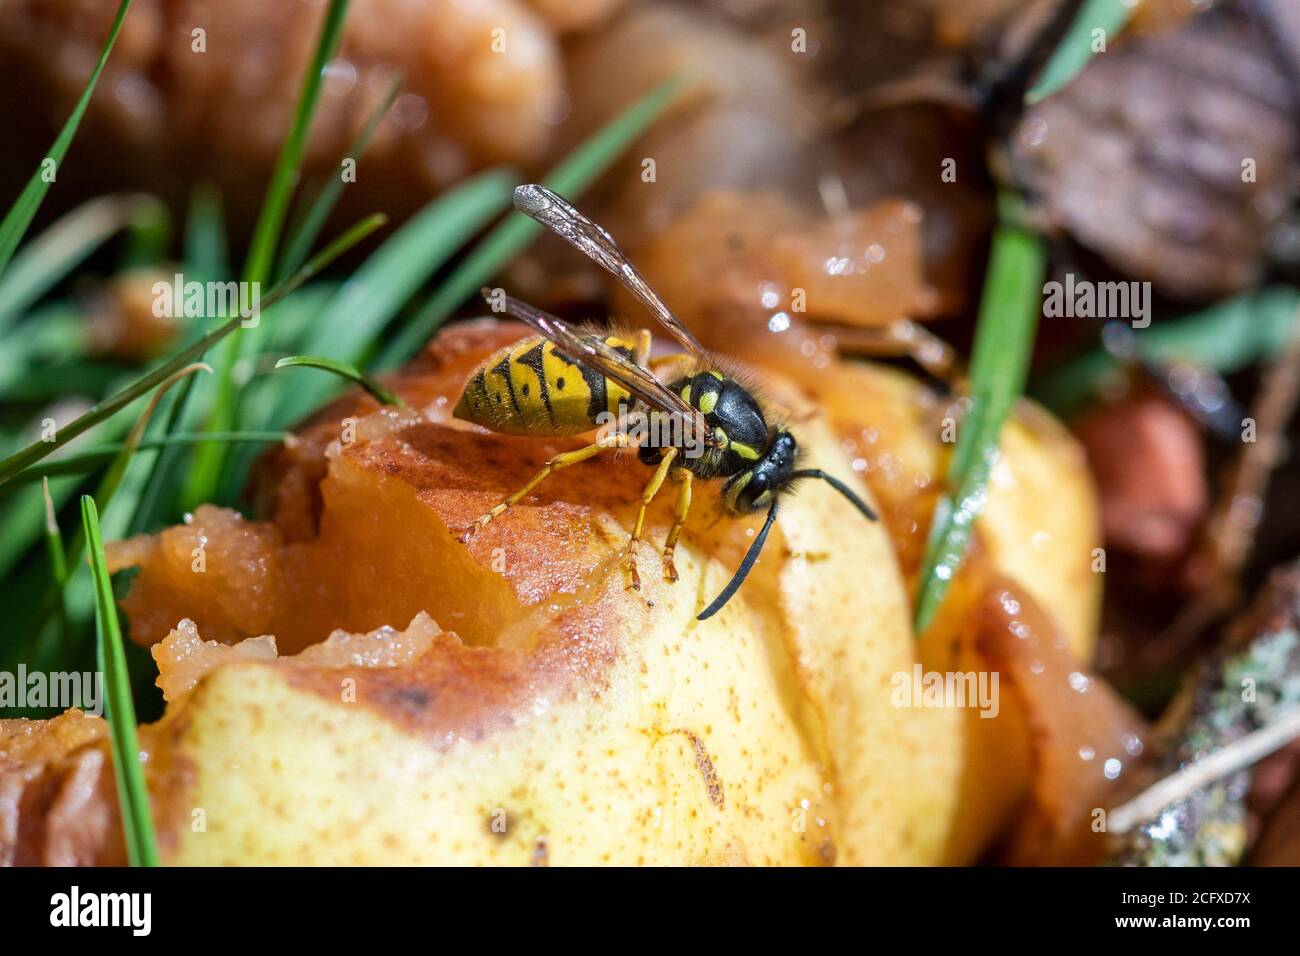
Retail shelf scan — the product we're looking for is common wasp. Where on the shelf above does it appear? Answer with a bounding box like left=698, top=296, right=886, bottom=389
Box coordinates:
left=455, top=185, right=877, bottom=620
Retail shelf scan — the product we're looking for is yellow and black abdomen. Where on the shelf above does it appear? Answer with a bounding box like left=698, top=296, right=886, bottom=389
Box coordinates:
left=454, top=335, right=637, bottom=437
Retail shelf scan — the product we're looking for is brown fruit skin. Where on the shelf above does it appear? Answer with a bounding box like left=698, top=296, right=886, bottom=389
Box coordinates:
left=4, top=322, right=1099, bottom=865
left=0, top=0, right=588, bottom=234
left=1073, top=392, right=1208, bottom=566
left=1008, top=5, right=1299, bottom=301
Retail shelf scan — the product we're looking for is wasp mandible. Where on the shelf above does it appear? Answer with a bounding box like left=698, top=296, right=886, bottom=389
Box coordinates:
left=455, top=185, right=877, bottom=620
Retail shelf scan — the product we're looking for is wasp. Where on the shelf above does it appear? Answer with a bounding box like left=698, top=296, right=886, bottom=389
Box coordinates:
left=455, top=185, right=877, bottom=620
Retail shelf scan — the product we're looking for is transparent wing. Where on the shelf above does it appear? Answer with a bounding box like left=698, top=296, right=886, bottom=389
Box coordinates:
left=513, top=184, right=709, bottom=358
left=484, top=290, right=713, bottom=447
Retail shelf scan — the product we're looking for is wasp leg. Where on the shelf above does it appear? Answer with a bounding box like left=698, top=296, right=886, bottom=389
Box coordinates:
left=459, top=433, right=631, bottom=543
left=622, top=446, right=678, bottom=591
left=661, top=466, right=693, bottom=583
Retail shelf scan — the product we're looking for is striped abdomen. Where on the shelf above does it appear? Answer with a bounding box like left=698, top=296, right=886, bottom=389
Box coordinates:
left=454, top=334, right=639, bottom=437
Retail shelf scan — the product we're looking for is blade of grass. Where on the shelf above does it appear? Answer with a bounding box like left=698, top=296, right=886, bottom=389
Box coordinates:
left=0, top=400, right=134, bottom=581
left=241, top=0, right=352, bottom=289
left=124, top=368, right=200, bottom=536
left=82, top=494, right=159, bottom=867
left=57, top=364, right=211, bottom=576
left=275, top=70, right=403, bottom=280
left=2, top=431, right=289, bottom=487
left=914, top=208, right=1047, bottom=634
left=117, top=195, right=170, bottom=270
left=275, top=356, right=402, bottom=406
left=218, top=174, right=511, bottom=500
left=125, top=185, right=233, bottom=532
left=0, top=214, right=386, bottom=486
left=132, top=184, right=231, bottom=523
left=0, top=194, right=150, bottom=333
left=266, top=170, right=512, bottom=427
left=90, top=364, right=210, bottom=510
left=41, top=477, right=71, bottom=653
left=0, top=421, right=128, bottom=582
left=0, top=363, right=121, bottom=403
left=373, top=78, right=682, bottom=370
left=199, top=0, right=352, bottom=500
left=0, top=554, right=74, bottom=679
left=302, top=171, right=514, bottom=365
left=1026, top=0, right=1136, bottom=103
left=0, top=303, right=91, bottom=395
left=1032, top=287, right=1300, bottom=416
left=183, top=182, right=228, bottom=281
left=0, top=0, right=134, bottom=277
left=41, top=478, right=70, bottom=588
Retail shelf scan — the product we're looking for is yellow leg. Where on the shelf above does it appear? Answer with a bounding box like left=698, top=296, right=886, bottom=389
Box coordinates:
left=460, top=433, right=630, bottom=542
left=622, top=447, right=678, bottom=591
left=661, top=467, right=693, bottom=583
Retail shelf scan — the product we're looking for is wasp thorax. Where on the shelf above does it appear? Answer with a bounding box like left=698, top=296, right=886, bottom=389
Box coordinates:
left=662, top=371, right=772, bottom=480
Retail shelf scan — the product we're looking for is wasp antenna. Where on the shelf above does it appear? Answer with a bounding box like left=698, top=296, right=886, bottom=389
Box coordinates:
left=790, top=468, right=878, bottom=522
left=697, top=500, right=779, bottom=621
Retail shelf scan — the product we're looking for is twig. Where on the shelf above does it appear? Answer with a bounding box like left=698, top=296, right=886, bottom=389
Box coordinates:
left=1161, top=303, right=1300, bottom=648
left=1108, top=707, right=1300, bottom=835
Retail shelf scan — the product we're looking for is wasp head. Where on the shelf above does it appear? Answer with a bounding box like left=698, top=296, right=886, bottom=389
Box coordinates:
left=724, top=429, right=798, bottom=514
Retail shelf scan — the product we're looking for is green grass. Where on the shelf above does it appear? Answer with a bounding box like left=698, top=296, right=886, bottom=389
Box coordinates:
left=2, top=432, right=289, bottom=487
left=88, top=363, right=211, bottom=519
left=183, top=181, right=229, bottom=281
left=275, top=356, right=403, bottom=407
left=261, top=170, right=513, bottom=429
left=1032, top=287, right=1300, bottom=416
left=141, top=182, right=234, bottom=522
left=914, top=203, right=1047, bottom=634
left=0, top=303, right=91, bottom=397
left=0, top=416, right=131, bottom=581
left=0, top=22, right=682, bottom=862
left=0, top=194, right=159, bottom=334
left=241, top=0, right=352, bottom=290
left=276, top=70, right=404, bottom=280
left=42, top=478, right=71, bottom=651
left=0, top=213, right=385, bottom=486
left=195, top=0, right=355, bottom=504
left=82, top=494, right=159, bottom=867
left=0, top=0, right=134, bottom=276
left=118, top=194, right=171, bottom=270
left=220, top=77, right=679, bottom=492
left=1026, top=0, right=1136, bottom=103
